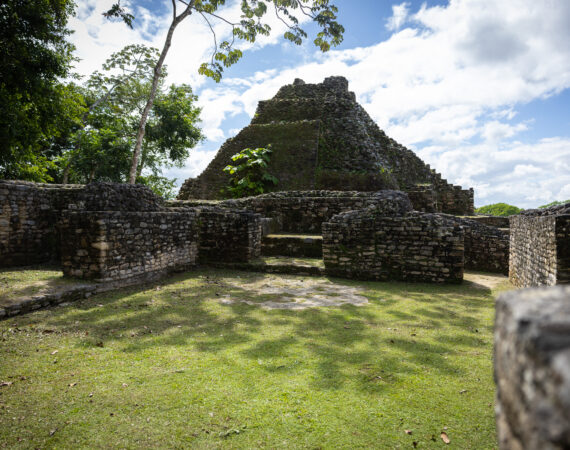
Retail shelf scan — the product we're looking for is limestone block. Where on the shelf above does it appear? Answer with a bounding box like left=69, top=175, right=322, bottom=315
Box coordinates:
left=495, top=286, right=570, bottom=449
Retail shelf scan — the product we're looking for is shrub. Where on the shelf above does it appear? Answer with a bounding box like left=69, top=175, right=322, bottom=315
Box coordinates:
left=538, top=200, right=570, bottom=209
left=223, top=145, right=278, bottom=198
left=475, top=203, right=522, bottom=216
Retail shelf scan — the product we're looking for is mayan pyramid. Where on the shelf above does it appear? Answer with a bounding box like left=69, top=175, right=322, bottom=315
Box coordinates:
left=178, top=76, right=474, bottom=215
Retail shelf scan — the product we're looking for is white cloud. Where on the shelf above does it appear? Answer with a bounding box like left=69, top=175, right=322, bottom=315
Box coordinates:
left=386, top=2, right=411, bottom=31
left=418, top=137, right=570, bottom=208
left=69, top=0, right=312, bottom=87
left=71, top=1, right=570, bottom=207
left=175, top=0, right=570, bottom=207
left=481, top=121, right=528, bottom=143
left=167, top=147, right=218, bottom=181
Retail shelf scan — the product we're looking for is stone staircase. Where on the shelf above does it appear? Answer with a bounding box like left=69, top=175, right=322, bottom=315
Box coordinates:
left=261, top=233, right=322, bottom=258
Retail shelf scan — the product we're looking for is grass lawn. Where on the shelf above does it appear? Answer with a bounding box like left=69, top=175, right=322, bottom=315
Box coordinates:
left=0, top=268, right=511, bottom=448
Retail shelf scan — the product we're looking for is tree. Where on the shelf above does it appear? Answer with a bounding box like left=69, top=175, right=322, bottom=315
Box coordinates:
left=105, top=0, right=344, bottom=184
left=58, top=44, right=203, bottom=196
left=60, top=44, right=161, bottom=183
left=538, top=200, right=570, bottom=209
left=475, top=203, right=523, bottom=216
left=0, top=0, right=76, bottom=181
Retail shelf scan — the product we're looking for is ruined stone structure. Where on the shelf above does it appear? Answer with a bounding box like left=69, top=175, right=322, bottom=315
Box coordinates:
left=495, top=285, right=570, bottom=449
left=0, top=180, right=84, bottom=267
left=447, top=215, right=510, bottom=275
left=1, top=178, right=516, bottom=285
left=171, top=190, right=414, bottom=234
left=171, top=190, right=508, bottom=276
left=0, top=181, right=262, bottom=284
left=509, top=203, right=570, bottom=287
left=322, top=197, right=464, bottom=283
left=178, top=77, right=474, bottom=215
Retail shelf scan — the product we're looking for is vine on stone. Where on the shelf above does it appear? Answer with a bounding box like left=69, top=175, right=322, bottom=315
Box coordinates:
left=223, top=145, right=278, bottom=198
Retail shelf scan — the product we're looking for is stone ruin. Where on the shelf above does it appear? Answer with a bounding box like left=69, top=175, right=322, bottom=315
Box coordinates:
left=495, top=286, right=570, bottom=449
left=509, top=203, right=570, bottom=287
left=1, top=179, right=511, bottom=286
left=2, top=78, right=569, bottom=450
left=179, top=76, right=474, bottom=216
left=0, top=79, right=566, bottom=290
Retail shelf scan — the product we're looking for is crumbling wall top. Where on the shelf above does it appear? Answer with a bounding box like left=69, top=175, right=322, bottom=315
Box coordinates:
left=79, top=182, right=164, bottom=212
left=275, top=75, right=352, bottom=99
left=520, top=201, right=570, bottom=216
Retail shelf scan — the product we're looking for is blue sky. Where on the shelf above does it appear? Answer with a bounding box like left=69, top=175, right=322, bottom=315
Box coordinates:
left=70, top=0, right=570, bottom=208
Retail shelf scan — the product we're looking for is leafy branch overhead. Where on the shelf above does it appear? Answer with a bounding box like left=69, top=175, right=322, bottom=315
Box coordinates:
left=107, top=0, right=344, bottom=82
left=104, top=0, right=343, bottom=184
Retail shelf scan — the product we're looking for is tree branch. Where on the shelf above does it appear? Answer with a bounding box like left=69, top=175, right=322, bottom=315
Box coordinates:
left=274, top=6, right=297, bottom=31
left=199, top=12, right=219, bottom=66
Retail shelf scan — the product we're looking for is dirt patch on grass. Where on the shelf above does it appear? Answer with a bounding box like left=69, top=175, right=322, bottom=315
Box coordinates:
left=464, top=271, right=509, bottom=290
left=220, top=275, right=369, bottom=310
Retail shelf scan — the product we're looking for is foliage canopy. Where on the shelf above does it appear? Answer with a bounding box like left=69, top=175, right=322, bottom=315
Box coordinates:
left=475, top=203, right=523, bottom=216
left=0, top=0, right=76, bottom=181
left=538, top=199, right=570, bottom=209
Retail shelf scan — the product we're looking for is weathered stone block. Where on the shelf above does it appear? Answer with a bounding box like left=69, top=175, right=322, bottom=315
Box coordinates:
left=323, top=209, right=464, bottom=283
left=509, top=204, right=570, bottom=287
left=495, top=286, right=570, bottom=449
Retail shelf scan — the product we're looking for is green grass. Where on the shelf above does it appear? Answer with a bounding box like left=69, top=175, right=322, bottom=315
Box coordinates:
left=0, top=266, right=79, bottom=307
left=0, top=268, right=510, bottom=448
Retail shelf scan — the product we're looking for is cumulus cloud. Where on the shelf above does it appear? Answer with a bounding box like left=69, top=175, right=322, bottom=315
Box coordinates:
left=70, top=1, right=570, bottom=207
left=167, top=0, right=570, bottom=207
left=69, top=0, right=311, bottom=87
left=386, top=2, right=411, bottom=31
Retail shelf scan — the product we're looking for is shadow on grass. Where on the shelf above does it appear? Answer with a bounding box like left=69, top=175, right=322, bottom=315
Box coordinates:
left=0, top=265, right=82, bottom=307
left=8, top=268, right=495, bottom=393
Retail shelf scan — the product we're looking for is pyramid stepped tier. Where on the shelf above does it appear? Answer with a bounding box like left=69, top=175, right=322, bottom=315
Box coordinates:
left=179, top=76, right=474, bottom=215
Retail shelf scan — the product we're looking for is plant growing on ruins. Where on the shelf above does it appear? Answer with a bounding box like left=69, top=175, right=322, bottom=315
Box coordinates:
left=105, top=0, right=344, bottom=184
left=223, top=145, right=278, bottom=197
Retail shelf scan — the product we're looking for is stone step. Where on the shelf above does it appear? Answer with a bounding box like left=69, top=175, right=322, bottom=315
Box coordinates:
left=210, top=256, right=325, bottom=277
left=262, top=234, right=322, bottom=258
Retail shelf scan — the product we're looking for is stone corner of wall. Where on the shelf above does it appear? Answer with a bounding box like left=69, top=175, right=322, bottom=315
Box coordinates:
left=494, top=285, right=570, bottom=449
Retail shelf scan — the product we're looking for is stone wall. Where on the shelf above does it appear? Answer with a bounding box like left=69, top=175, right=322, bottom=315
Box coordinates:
left=468, top=215, right=510, bottom=228
left=445, top=215, right=510, bottom=274
left=494, top=286, right=570, bottom=450
left=0, top=180, right=84, bottom=267
left=509, top=203, right=570, bottom=287
left=170, top=190, right=413, bottom=234
left=59, top=210, right=199, bottom=282
left=194, top=207, right=262, bottom=263
left=0, top=181, right=168, bottom=268
left=75, top=182, right=165, bottom=211
left=322, top=208, right=464, bottom=283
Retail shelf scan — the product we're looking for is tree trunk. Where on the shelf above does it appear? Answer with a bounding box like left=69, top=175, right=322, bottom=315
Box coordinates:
left=128, top=1, right=195, bottom=184
left=62, top=162, right=71, bottom=184
left=137, top=147, right=146, bottom=178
